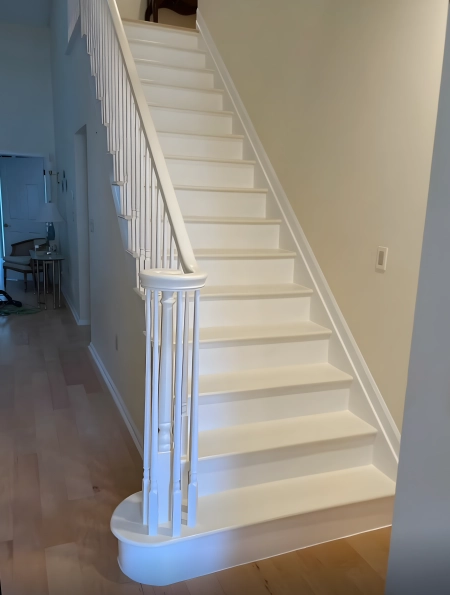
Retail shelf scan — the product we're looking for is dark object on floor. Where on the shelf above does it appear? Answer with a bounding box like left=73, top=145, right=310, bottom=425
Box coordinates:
left=0, top=290, right=22, bottom=308
left=3, top=237, right=47, bottom=291
left=145, top=0, right=197, bottom=23
left=0, top=290, right=39, bottom=316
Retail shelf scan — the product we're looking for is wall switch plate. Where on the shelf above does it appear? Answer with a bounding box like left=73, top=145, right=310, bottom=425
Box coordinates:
left=376, top=246, right=388, bottom=271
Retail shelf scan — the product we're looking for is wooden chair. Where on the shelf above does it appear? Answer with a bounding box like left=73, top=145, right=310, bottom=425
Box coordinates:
left=145, top=0, right=197, bottom=23
left=3, top=238, right=47, bottom=292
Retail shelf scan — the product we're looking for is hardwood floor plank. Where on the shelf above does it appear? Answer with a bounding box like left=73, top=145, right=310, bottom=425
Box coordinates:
left=0, top=540, right=14, bottom=595
left=0, top=432, right=14, bottom=543
left=46, top=359, right=70, bottom=410
left=186, top=574, right=226, bottom=595
left=216, top=563, right=270, bottom=595
left=45, top=542, right=84, bottom=595
left=346, top=528, right=391, bottom=580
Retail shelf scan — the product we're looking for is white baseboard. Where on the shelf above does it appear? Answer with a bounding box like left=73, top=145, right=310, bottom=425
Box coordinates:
left=196, top=10, right=400, bottom=458
left=88, top=342, right=144, bottom=457
left=63, top=288, right=90, bottom=326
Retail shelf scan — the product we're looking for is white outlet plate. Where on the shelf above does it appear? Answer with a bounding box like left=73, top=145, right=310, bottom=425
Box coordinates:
left=376, top=246, right=388, bottom=271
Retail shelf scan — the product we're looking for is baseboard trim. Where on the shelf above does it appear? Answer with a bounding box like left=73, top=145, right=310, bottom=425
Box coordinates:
left=62, top=289, right=90, bottom=326
left=88, top=342, right=144, bottom=457
left=196, top=10, right=400, bottom=458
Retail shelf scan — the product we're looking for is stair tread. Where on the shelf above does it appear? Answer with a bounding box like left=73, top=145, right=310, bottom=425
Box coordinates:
left=195, top=248, right=296, bottom=259
left=128, top=38, right=206, bottom=55
left=135, top=58, right=214, bottom=74
left=140, top=80, right=225, bottom=94
left=185, top=216, right=279, bottom=225
left=199, top=320, right=331, bottom=345
left=200, top=283, right=313, bottom=298
left=111, top=466, right=395, bottom=545
left=150, top=103, right=233, bottom=117
left=174, top=185, right=268, bottom=193
left=199, top=410, right=376, bottom=459
left=165, top=155, right=254, bottom=165
left=199, top=362, right=352, bottom=396
left=159, top=130, right=243, bottom=140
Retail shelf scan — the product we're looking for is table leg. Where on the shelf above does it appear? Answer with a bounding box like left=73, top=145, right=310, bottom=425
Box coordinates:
left=43, top=263, right=47, bottom=310
left=37, top=261, right=40, bottom=307
left=52, top=261, right=56, bottom=309
left=58, top=262, right=61, bottom=308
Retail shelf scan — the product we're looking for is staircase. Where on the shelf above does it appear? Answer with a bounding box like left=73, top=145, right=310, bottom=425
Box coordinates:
left=76, top=2, right=396, bottom=587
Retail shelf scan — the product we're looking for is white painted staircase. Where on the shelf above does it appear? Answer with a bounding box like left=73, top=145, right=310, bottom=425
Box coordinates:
left=75, top=3, right=397, bottom=587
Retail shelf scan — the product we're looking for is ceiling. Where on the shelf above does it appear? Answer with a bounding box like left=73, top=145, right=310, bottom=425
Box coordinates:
left=0, top=0, right=51, bottom=26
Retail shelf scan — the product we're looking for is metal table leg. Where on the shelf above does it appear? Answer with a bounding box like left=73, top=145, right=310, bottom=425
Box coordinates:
left=43, top=262, right=47, bottom=310
left=37, top=260, right=40, bottom=307
left=58, top=261, right=61, bottom=308
left=52, top=261, right=56, bottom=309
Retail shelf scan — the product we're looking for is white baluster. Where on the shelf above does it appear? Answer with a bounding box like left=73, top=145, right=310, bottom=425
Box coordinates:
left=149, top=290, right=159, bottom=535
left=159, top=291, right=175, bottom=453
left=188, top=290, right=201, bottom=526
left=172, top=291, right=184, bottom=536
left=142, top=288, right=152, bottom=525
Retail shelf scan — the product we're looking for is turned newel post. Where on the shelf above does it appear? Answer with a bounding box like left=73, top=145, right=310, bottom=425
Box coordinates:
left=159, top=290, right=175, bottom=452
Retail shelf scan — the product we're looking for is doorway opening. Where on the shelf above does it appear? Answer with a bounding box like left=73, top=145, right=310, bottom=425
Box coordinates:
left=0, top=155, right=47, bottom=291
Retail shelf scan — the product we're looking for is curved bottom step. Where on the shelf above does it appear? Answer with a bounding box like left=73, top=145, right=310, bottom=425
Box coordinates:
left=111, top=465, right=395, bottom=586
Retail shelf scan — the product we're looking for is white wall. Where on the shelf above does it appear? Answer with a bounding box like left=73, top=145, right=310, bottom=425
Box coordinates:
left=49, top=1, right=146, bottom=434
left=198, top=0, right=448, bottom=429
left=386, top=12, right=450, bottom=593
left=0, top=22, right=55, bottom=165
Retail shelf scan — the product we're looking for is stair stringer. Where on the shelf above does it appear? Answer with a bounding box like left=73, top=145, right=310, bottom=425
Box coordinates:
left=196, top=10, right=399, bottom=481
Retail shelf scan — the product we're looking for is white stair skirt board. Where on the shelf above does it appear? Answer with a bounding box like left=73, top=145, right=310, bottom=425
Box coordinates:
left=111, top=465, right=395, bottom=586
left=84, top=13, right=403, bottom=587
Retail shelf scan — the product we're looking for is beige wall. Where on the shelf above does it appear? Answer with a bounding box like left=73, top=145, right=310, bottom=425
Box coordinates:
left=199, top=0, right=448, bottom=429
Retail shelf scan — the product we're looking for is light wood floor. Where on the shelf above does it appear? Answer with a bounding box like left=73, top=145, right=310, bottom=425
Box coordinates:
left=0, top=278, right=391, bottom=594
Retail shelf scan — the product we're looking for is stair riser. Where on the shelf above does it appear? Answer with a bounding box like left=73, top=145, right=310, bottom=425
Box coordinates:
left=176, top=189, right=266, bottom=218
left=123, top=23, right=199, bottom=49
left=129, top=41, right=206, bottom=69
left=159, top=133, right=242, bottom=160
left=151, top=107, right=232, bottom=135
left=195, top=440, right=374, bottom=496
left=186, top=222, right=279, bottom=250
left=196, top=257, right=294, bottom=285
left=197, top=295, right=311, bottom=327
left=199, top=338, right=329, bottom=375
left=136, top=62, right=214, bottom=88
left=199, top=388, right=350, bottom=431
left=142, top=83, right=223, bottom=111
left=167, top=159, right=254, bottom=188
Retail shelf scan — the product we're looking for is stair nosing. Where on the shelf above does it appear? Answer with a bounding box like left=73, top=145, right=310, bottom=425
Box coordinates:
left=174, top=185, right=268, bottom=194
left=158, top=130, right=244, bottom=141
left=135, top=58, right=215, bottom=74
left=140, top=79, right=225, bottom=94
left=128, top=38, right=206, bottom=55
left=200, top=284, right=313, bottom=300
left=184, top=216, right=280, bottom=225
left=165, top=155, right=255, bottom=166
left=150, top=103, right=233, bottom=117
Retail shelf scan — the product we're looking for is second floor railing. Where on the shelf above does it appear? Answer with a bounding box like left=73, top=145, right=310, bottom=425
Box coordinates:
left=77, top=0, right=207, bottom=536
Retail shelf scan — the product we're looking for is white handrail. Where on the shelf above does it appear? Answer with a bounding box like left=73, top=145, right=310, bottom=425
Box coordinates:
left=77, top=0, right=207, bottom=536
left=105, top=0, right=200, bottom=277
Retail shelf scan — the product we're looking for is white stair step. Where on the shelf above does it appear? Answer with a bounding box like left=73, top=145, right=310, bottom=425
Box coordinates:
left=150, top=104, right=233, bottom=135
left=128, top=39, right=206, bottom=68
left=198, top=362, right=352, bottom=430
left=136, top=60, right=214, bottom=88
left=159, top=131, right=243, bottom=159
left=195, top=248, right=296, bottom=285
left=112, top=466, right=395, bottom=584
left=185, top=216, right=280, bottom=249
left=198, top=283, right=312, bottom=326
left=123, top=19, right=200, bottom=49
left=175, top=185, right=267, bottom=218
left=196, top=411, right=377, bottom=495
left=166, top=156, right=254, bottom=188
left=198, top=321, right=331, bottom=375
left=141, top=81, right=224, bottom=111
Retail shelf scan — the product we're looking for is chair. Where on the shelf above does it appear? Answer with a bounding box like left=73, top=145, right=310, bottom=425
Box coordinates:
left=3, top=238, right=47, bottom=292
